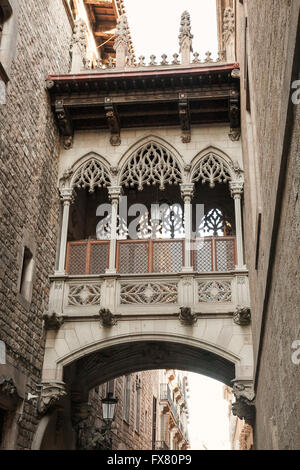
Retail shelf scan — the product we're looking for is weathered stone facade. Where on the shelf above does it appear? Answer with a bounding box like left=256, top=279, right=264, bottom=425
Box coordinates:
left=0, top=0, right=72, bottom=449
left=236, top=0, right=300, bottom=449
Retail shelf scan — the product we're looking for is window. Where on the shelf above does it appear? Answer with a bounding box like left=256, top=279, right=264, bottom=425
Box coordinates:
left=19, top=247, right=34, bottom=301
left=123, top=375, right=131, bottom=423
left=134, top=376, right=141, bottom=433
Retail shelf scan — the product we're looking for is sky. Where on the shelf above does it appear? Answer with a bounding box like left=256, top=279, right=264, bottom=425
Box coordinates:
left=187, top=373, right=230, bottom=450
left=123, top=1, right=229, bottom=450
left=125, top=0, right=219, bottom=62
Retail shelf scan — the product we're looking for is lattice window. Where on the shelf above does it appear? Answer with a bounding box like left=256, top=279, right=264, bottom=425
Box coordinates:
left=67, top=243, right=87, bottom=274
left=193, top=239, right=213, bottom=272
left=191, top=153, right=232, bottom=188
left=198, top=280, right=232, bottom=303
left=67, top=284, right=102, bottom=306
left=90, top=243, right=109, bottom=274
left=118, top=241, right=149, bottom=274
left=120, top=282, right=178, bottom=304
left=216, top=239, right=235, bottom=271
left=153, top=241, right=183, bottom=273
left=120, top=142, right=183, bottom=191
left=197, top=208, right=232, bottom=237
left=72, top=159, right=111, bottom=192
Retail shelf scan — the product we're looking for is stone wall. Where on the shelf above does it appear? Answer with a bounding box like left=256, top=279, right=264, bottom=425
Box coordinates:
left=0, top=0, right=72, bottom=449
left=237, top=0, right=300, bottom=449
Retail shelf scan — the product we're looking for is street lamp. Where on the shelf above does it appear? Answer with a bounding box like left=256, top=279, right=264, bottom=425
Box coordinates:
left=101, top=392, right=118, bottom=449
left=101, top=392, right=118, bottom=424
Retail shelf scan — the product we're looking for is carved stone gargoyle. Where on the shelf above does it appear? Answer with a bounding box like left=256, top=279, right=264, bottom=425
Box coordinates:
left=43, top=311, right=64, bottom=330
left=178, top=307, right=197, bottom=325
left=232, top=382, right=255, bottom=426
left=99, top=308, right=117, bottom=327
left=233, top=306, right=251, bottom=326
left=37, top=382, right=67, bottom=416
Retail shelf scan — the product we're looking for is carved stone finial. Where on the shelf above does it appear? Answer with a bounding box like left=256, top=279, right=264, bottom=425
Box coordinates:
left=99, top=308, right=117, bottom=327
left=172, top=53, right=180, bottom=65
left=114, top=14, right=130, bottom=68
left=161, top=54, right=168, bottom=65
left=179, top=11, right=193, bottom=51
left=192, top=52, right=201, bottom=64
left=43, top=311, right=65, bottom=330
left=204, top=51, right=213, bottom=63
left=37, top=382, right=67, bottom=415
left=232, top=382, right=255, bottom=425
left=179, top=307, right=197, bottom=325
left=223, top=7, right=235, bottom=42
left=233, top=306, right=251, bottom=325
left=149, top=55, right=157, bottom=66
left=70, top=18, right=88, bottom=73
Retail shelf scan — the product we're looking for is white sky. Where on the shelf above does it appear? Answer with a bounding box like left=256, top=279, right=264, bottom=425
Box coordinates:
left=125, top=0, right=219, bottom=61
left=123, top=1, right=229, bottom=450
left=187, top=373, right=230, bottom=450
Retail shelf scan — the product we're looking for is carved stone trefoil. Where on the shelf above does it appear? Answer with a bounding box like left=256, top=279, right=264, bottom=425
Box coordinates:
left=37, top=382, right=67, bottom=415
left=233, top=306, right=251, bottom=326
left=43, top=311, right=65, bottom=330
left=178, top=307, right=197, bottom=325
left=232, top=382, right=255, bottom=426
left=99, top=308, right=117, bottom=327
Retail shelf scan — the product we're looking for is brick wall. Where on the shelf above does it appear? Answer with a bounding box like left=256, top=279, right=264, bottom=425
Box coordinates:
left=0, top=0, right=72, bottom=449
left=237, top=0, right=300, bottom=449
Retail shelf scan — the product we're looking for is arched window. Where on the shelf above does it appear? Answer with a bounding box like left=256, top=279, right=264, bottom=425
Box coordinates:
left=197, top=208, right=233, bottom=237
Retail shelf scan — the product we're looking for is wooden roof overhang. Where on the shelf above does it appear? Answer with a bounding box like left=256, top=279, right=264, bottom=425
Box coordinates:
left=83, top=0, right=134, bottom=62
left=46, top=63, right=240, bottom=146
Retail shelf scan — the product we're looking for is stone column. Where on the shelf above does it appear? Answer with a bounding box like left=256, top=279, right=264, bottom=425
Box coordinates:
left=230, top=181, right=246, bottom=269
left=106, top=186, right=122, bottom=274
left=57, top=188, right=73, bottom=275
left=179, top=11, right=193, bottom=66
left=114, top=15, right=130, bottom=69
left=180, top=184, right=194, bottom=273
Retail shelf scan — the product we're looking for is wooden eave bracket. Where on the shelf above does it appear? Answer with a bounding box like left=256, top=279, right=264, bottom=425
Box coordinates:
left=55, top=99, right=74, bottom=150
left=105, top=97, right=121, bottom=146
left=178, top=93, right=191, bottom=143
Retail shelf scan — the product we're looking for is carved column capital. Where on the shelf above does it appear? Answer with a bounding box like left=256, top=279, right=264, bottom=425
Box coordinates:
left=108, top=185, right=122, bottom=202
left=229, top=181, right=244, bottom=198
left=180, top=183, right=194, bottom=202
left=59, top=187, right=74, bottom=203
left=37, top=382, right=67, bottom=416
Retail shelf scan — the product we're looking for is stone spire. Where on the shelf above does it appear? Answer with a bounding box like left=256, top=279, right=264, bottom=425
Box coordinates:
left=114, top=14, right=130, bottom=68
left=179, top=11, right=193, bottom=65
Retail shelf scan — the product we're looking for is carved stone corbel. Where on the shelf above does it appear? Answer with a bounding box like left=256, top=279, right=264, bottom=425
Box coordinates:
left=37, top=382, right=67, bottom=416
left=43, top=311, right=65, bottom=330
left=233, top=306, right=251, bottom=326
left=178, top=307, right=197, bottom=325
left=178, top=94, right=191, bottom=143
left=99, top=308, right=117, bottom=327
left=104, top=100, right=121, bottom=146
left=232, top=382, right=255, bottom=426
left=229, top=128, right=241, bottom=141
left=0, top=376, right=18, bottom=400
